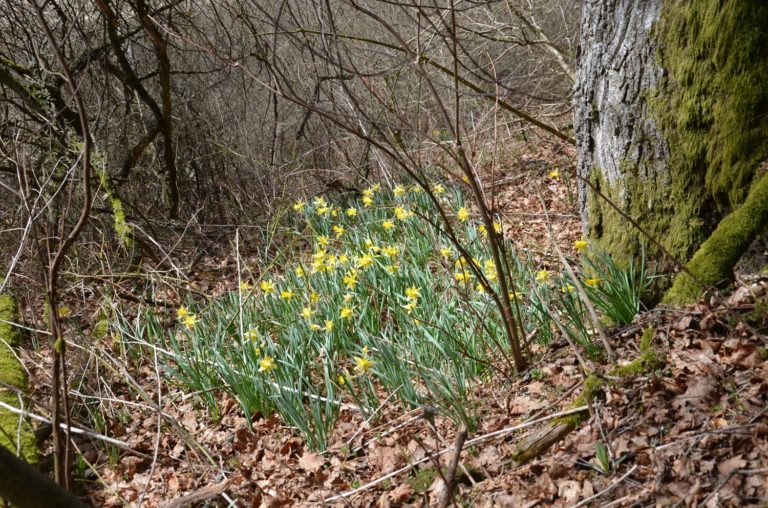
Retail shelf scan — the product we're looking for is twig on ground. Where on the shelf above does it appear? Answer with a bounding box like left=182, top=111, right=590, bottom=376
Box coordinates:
left=324, top=405, right=587, bottom=502
left=0, top=400, right=135, bottom=452
left=437, top=426, right=468, bottom=508
left=160, top=479, right=230, bottom=508
left=572, top=464, right=638, bottom=508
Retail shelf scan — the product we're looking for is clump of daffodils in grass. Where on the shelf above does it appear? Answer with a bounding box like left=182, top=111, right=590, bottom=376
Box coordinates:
left=146, top=178, right=651, bottom=451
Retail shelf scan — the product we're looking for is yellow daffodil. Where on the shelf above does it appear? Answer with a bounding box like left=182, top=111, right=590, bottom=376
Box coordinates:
left=354, top=355, right=373, bottom=374
left=338, top=254, right=349, bottom=265
left=493, top=221, right=502, bottom=234
left=301, top=307, right=314, bottom=319
left=338, top=374, right=345, bottom=385
left=183, top=314, right=198, bottom=329
left=402, top=300, right=417, bottom=314
left=433, top=183, right=445, bottom=195
left=457, top=207, right=470, bottom=222
left=535, top=270, right=551, bottom=283
left=310, top=291, right=320, bottom=304
left=585, top=277, right=600, bottom=287
left=385, top=264, right=399, bottom=274
left=333, top=225, right=345, bottom=238
left=259, top=356, right=276, bottom=373
left=177, top=306, right=190, bottom=319
left=293, top=200, right=306, bottom=211
left=362, top=195, right=373, bottom=207
left=310, top=323, right=322, bottom=331
left=574, top=239, right=588, bottom=253
left=239, top=281, right=253, bottom=292
left=317, top=205, right=330, bottom=216
left=340, top=306, right=354, bottom=320
left=356, top=254, right=374, bottom=269
left=455, top=271, right=472, bottom=282
left=324, top=320, right=334, bottom=332
left=561, top=284, right=575, bottom=294
left=383, top=245, right=399, bottom=257
left=479, top=224, right=488, bottom=237
left=260, top=280, right=276, bottom=294
left=549, top=169, right=560, bottom=179
left=394, top=206, right=409, bottom=220
left=393, top=184, right=406, bottom=197
left=382, top=220, right=394, bottom=231
left=343, top=270, right=358, bottom=289
left=346, top=207, right=358, bottom=217
left=440, top=247, right=452, bottom=258
left=462, top=174, right=470, bottom=183
left=331, top=207, right=339, bottom=218
left=476, top=283, right=486, bottom=293
left=295, top=266, right=305, bottom=278
left=318, top=235, right=329, bottom=247
left=243, top=328, right=259, bottom=341
left=410, top=184, right=422, bottom=193
left=371, top=184, right=381, bottom=192
left=343, top=292, right=354, bottom=303
left=314, top=196, right=328, bottom=207
left=281, top=289, right=295, bottom=301
left=405, top=286, right=420, bottom=300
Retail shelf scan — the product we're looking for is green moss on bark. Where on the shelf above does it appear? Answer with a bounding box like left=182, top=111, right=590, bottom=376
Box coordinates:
left=665, top=171, right=768, bottom=304
left=0, top=295, right=38, bottom=465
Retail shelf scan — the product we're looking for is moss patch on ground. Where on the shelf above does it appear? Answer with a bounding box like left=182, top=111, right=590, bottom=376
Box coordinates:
left=0, top=294, right=38, bottom=464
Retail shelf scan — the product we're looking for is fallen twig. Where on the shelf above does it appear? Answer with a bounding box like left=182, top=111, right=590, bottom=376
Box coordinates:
left=324, top=405, right=588, bottom=502
left=572, top=464, right=638, bottom=508
left=437, top=426, right=468, bottom=508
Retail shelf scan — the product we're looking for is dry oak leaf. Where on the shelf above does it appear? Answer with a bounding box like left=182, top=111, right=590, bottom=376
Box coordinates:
left=717, top=455, right=747, bottom=476
left=298, top=452, right=325, bottom=474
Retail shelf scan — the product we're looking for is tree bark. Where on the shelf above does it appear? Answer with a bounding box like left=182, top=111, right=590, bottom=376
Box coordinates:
left=575, top=0, right=768, bottom=301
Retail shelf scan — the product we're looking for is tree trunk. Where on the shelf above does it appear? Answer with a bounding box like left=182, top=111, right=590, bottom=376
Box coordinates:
left=575, top=0, right=768, bottom=300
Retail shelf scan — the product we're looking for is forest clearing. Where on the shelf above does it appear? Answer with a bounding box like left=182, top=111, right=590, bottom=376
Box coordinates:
left=1, top=0, right=767, bottom=506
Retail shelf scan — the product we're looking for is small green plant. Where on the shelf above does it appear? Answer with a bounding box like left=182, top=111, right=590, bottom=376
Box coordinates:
left=590, top=440, right=627, bottom=476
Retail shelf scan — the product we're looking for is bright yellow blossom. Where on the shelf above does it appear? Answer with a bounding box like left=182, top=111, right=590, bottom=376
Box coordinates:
left=385, top=264, right=399, bottom=274
left=354, top=355, right=373, bottom=374
left=440, top=247, right=452, bottom=258
left=301, top=307, right=314, bottom=319
left=183, top=314, right=198, bottom=329
left=574, top=239, right=589, bottom=253
left=324, top=320, right=334, bottom=332
left=343, top=270, right=358, bottom=289
left=585, top=277, right=600, bottom=287
left=382, top=220, right=394, bottom=231
left=394, top=206, right=409, bottom=220
left=405, top=286, right=420, bottom=300
left=346, top=207, right=358, bottom=217
left=310, top=323, right=322, bottom=331
left=243, top=328, right=259, bottom=341
left=259, top=356, right=276, bottom=373
left=343, top=293, right=355, bottom=303
left=383, top=245, right=399, bottom=257
left=293, top=200, right=306, bottom=212
left=402, top=300, right=417, bottom=314
left=310, top=291, right=320, bottom=304
left=393, top=184, right=406, bottom=197
left=318, top=235, right=329, bottom=247
left=433, top=183, right=445, bottom=195
left=177, top=306, right=190, bottom=319
left=338, top=374, right=345, bottom=385
left=356, top=254, right=374, bottom=269
left=333, top=225, right=346, bottom=238
left=535, top=270, right=551, bottom=283
left=340, top=306, right=354, bottom=320
left=455, top=271, right=473, bottom=282
left=410, top=184, right=422, bottom=193
left=457, top=207, right=470, bottom=222
left=260, top=280, right=276, bottom=294
left=295, top=266, right=305, bottom=278
left=561, top=284, right=575, bottom=294
left=317, top=205, right=330, bottom=216
left=281, top=289, right=295, bottom=301
left=549, top=169, right=560, bottom=179
left=313, top=196, right=328, bottom=207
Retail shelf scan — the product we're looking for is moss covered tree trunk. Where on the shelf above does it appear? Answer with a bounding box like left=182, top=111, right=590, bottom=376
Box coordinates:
left=0, top=294, right=37, bottom=464
left=575, top=0, right=768, bottom=301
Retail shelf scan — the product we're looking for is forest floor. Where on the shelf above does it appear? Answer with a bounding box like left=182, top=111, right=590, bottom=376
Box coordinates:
left=19, top=142, right=768, bottom=507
